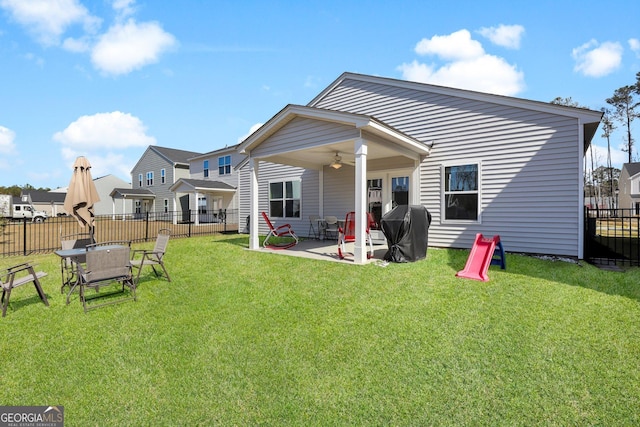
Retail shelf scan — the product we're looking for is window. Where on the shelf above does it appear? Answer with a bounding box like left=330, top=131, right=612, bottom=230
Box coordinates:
left=218, top=155, right=231, bottom=175
left=138, top=174, right=143, bottom=187
left=146, top=171, right=154, bottom=186
left=392, top=176, right=409, bottom=208
left=443, top=164, right=479, bottom=221
left=163, top=199, right=169, bottom=213
left=203, top=160, right=209, bottom=178
left=135, top=200, right=141, bottom=214
left=198, top=196, right=207, bottom=215
left=269, top=180, right=301, bottom=218
left=161, top=169, right=166, bottom=184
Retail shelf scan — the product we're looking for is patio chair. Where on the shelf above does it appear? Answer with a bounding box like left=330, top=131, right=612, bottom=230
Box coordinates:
left=60, top=232, right=95, bottom=294
left=337, top=211, right=374, bottom=260
left=308, top=215, right=322, bottom=239
left=130, top=229, right=171, bottom=283
left=323, top=216, right=339, bottom=240
left=1, top=262, right=49, bottom=317
left=76, top=245, right=135, bottom=312
left=261, top=212, right=299, bottom=249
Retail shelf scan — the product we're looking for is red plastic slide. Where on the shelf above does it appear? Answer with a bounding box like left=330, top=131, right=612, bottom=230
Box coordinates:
left=456, top=234, right=501, bottom=282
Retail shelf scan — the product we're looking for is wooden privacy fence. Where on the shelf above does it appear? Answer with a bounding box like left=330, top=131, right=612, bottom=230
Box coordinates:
left=585, top=207, right=640, bottom=266
left=0, top=210, right=239, bottom=257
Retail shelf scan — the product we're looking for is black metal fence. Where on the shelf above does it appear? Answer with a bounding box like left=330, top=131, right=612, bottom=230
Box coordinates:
left=585, top=207, right=640, bottom=266
left=0, top=209, right=240, bottom=257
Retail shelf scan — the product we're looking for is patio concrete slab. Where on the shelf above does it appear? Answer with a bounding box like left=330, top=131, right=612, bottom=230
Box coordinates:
left=254, top=239, right=389, bottom=264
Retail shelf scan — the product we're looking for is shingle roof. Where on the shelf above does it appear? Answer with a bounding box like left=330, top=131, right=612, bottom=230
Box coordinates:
left=622, top=163, right=640, bottom=177
left=152, top=146, right=203, bottom=164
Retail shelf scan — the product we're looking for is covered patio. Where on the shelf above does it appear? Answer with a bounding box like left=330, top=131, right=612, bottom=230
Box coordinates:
left=238, top=105, right=432, bottom=264
left=169, top=178, right=236, bottom=225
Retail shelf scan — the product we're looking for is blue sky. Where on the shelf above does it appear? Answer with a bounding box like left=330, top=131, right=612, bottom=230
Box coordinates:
left=0, top=0, right=638, bottom=188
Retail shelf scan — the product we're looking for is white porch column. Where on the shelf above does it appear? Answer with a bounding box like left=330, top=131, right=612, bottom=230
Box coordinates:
left=411, top=157, right=421, bottom=205
left=112, top=197, right=116, bottom=220
left=172, top=197, right=177, bottom=225
left=249, top=158, right=260, bottom=250
left=194, top=191, right=200, bottom=225
left=354, top=137, right=368, bottom=264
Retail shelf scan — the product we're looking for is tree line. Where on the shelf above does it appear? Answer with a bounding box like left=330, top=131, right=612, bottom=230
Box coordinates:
left=553, top=71, right=640, bottom=209
left=0, top=184, right=51, bottom=197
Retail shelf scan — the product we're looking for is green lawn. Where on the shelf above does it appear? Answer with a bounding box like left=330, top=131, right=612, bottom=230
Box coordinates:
left=1, top=234, right=639, bottom=426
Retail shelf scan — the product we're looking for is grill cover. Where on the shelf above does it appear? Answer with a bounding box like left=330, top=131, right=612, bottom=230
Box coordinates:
left=381, top=205, right=431, bottom=263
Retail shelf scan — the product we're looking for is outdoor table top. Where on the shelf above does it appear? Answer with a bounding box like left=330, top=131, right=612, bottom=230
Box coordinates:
left=54, top=244, right=125, bottom=259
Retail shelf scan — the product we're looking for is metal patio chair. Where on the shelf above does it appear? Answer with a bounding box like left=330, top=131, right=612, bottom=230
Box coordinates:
left=261, top=212, right=299, bottom=249
left=76, top=245, right=135, bottom=312
left=337, top=211, right=375, bottom=260
left=323, top=216, right=339, bottom=240
left=130, top=229, right=171, bottom=283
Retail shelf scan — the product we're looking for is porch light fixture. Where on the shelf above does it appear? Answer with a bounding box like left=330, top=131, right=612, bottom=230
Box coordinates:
left=330, top=152, right=342, bottom=169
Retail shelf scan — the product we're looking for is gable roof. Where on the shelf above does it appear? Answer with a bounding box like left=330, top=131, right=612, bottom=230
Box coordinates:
left=622, top=162, right=640, bottom=178
left=309, top=72, right=603, bottom=148
left=151, top=146, right=203, bottom=164
left=169, top=178, right=236, bottom=193
left=109, top=188, right=156, bottom=199
left=188, top=144, right=240, bottom=161
left=237, top=104, right=431, bottom=162
left=131, top=145, right=203, bottom=173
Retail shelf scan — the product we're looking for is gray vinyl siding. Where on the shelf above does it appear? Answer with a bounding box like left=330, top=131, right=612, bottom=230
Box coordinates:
left=314, top=78, right=583, bottom=256
left=239, top=162, right=320, bottom=238
left=131, top=149, right=179, bottom=211
left=251, top=117, right=359, bottom=157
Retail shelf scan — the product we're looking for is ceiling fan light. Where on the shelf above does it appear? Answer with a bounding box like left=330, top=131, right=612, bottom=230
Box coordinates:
left=329, top=152, right=342, bottom=169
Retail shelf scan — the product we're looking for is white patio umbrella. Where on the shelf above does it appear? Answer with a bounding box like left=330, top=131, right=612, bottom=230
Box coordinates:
left=63, top=156, right=100, bottom=240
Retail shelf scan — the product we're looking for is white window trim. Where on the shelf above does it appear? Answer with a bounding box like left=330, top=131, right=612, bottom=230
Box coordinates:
left=161, top=168, right=166, bottom=184
left=268, top=178, right=302, bottom=218
left=440, top=161, right=482, bottom=224
left=218, top=155, right=231, bottom=176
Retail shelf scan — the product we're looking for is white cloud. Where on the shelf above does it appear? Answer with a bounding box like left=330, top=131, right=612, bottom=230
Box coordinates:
left=0, top=0, right=101, bottom=46
left=572, top=40, right=623, bottom=77
left=113, top=0, right=136, bottom=20
left=478, top=24, right=525, bottom=49
left=399, top=29, right=525, bottom=96
left=0, top=125, right=17, bottom=170
left=237, top=123, right=264, bottom=144
left=0, top=125, right=17, bottom=154
left=53, top=111, right=156, bottom=149
left=54, top=111, right=155, bottom=179
left=630, top=38, right=640, bottom=57
left=90, top=19, right=176, bottom=75
left=415, top=29, right=484, bottom=61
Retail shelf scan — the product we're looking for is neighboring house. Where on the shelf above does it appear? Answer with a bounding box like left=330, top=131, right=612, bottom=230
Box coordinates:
left=92, top=174, right=132, bottom=216
left=126, top=145, right=202, bottom=217
left=21, top=190, right=65, bottom=216
left=238, top=72, right=602, bottom=263
left=170, top=145, right=242, bottom=224
left=618, top=163, right=640, bottom=214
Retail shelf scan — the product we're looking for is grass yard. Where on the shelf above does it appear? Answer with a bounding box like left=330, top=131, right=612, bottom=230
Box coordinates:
left=1, top=234, right=639, bottom=425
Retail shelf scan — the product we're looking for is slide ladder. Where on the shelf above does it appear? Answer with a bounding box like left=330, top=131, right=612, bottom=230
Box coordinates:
left=456, top=234, right=505, bottom=282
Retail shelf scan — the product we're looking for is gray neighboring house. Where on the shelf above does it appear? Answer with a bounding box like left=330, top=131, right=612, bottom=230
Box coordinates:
left=618, top=162, right=640, bottom=214
left=238, top=72, right=603, bottom=263
left=170, top=145, right=242, bottom=224
left=92, top=174, right=132, bottom=216
left=122, top=145, right=203, bottom=218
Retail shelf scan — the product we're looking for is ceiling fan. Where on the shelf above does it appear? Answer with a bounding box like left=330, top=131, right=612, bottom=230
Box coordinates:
left=330, top=152, right=342, bottom=169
